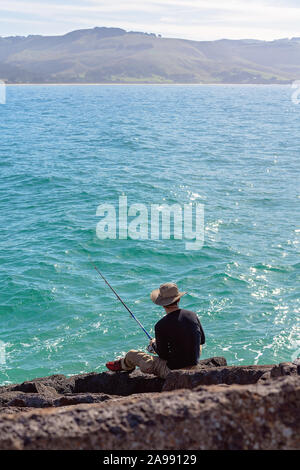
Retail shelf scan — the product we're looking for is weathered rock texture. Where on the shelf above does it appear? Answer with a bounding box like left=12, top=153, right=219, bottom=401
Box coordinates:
left=163, top=364, right=273, bottom=391
left=0, top=357, right=299, bottom=450
left=0, top=356, right=227, bottom=398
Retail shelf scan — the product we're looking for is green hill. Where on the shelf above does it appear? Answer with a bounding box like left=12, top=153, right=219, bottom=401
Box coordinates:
left=1, top=27, right=300, bottom=84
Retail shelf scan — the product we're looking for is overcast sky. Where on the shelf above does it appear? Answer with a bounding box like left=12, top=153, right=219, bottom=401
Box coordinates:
left=1, top=0, right=300, bottom=41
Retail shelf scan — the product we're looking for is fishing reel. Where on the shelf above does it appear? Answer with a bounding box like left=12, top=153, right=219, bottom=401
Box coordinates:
left=147, top=340, right=157, bottom=354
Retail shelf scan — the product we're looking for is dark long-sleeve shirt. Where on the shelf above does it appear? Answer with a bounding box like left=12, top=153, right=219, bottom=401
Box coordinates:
left=154, top=308, right=205, bottom=370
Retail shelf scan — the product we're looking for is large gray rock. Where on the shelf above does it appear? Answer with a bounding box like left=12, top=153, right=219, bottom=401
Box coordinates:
left=0, top=391, right=55, bottom=408
left=197, top=356, right=227, bottom=367
left=163, top=364, right=273, bottom=391
left=1, top=359, right=298, bottom=414
left=0, top=356, right=227, bottom=398
left=270, top=361, right=299, bottom=378
left=258, top=360, right=300, bottom=383
left=4, top=374, right=74, bottom=395
left=72, top=370, right=165, bottom=395
left=0, top=376, right=298, bottom=450
left=0, top=391, right=121, bottom=408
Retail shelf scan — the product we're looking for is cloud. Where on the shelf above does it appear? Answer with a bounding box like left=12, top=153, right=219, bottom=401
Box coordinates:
left=1, top=0, right=300, bottom=40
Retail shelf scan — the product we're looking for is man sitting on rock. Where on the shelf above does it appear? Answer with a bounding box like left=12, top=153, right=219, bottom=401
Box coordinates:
left=106, top=282, right=206, bottom=379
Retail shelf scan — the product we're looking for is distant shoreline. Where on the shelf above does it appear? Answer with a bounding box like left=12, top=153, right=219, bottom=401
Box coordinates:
left=1, top=27, right=297, bottom=88
left=5, top=83, right=291, bottom=86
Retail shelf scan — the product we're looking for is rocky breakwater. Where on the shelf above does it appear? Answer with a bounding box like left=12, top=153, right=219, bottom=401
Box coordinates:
left=0, top=356, right=299, bottom=450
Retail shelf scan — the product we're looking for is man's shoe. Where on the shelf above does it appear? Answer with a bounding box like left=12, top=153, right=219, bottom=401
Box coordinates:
left=106, top=359, right=123, bottom=371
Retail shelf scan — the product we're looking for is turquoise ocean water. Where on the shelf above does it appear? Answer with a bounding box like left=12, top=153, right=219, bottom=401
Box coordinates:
left=0, top=85, right=299, bottom=386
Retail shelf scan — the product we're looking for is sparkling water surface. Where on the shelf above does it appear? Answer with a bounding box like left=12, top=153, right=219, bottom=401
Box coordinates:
left=0, top=85, right=299, bottom=385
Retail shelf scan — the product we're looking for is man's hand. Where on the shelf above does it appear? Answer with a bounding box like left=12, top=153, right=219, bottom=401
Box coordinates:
left=147, top=339, right=157, bottom=354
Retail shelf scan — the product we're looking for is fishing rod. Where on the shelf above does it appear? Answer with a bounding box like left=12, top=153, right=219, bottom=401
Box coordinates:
left=92, top=262, right=153, bottom=342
